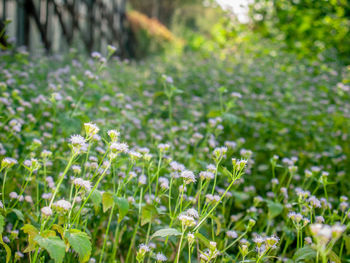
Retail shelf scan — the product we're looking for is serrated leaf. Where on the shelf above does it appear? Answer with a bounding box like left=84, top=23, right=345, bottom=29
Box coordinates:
left=141, top=204, right=157, bottom=226
left=34, top=235, right=65, bottom=263
left=65, top=229, right=92, bottom=263
left=12, top=209, right=24, bottom=221
left=90, top=189, right=102, bottom=212
left=113, top=196, right=129, bottom=222
left=22, top=224, right=39, bottom=253
left=0, top=234, right=11, bottom=263
left=102, top=192, right=114, bottom=213
left=151, top=228, right=181, bottom=239
left=293, top=246, right=316, bottom=262
left=52, top=224, right=64, bottom=239
left=266, top=200, right=283, bottom=219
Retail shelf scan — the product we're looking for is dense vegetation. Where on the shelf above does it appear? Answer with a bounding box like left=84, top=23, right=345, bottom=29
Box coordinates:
left=0, top=35, right=350, bottom=263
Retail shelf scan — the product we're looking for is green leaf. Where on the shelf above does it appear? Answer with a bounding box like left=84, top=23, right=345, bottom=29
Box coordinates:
left=293, top=246, right=316, bottom=262
left=344, top=235, right=350, bottom=255
left=0, top=214, right=4, bottom=234
left=12, top=209, right=25, bottom=221
left=102, top=192, right=114, bottom=213
left=65, top=229, right=91, bottom=263
left=113, top=196, right=129, bottom=222
left=90, top=189, right=102, bottom=211
left=266, top=200, right=283, bottom=219
left=150, top=228, right=181, bottom=239
left=223, top=113, right=239, bottom=124
left=195, top=232, right=210, bottom=247
left=141, top=204, right=157, bottom=226
left=22, top=224, right=39, bottom=253
left=328, top=250, right=341, bottom=263
left=0, top=235, right=11, bottom=263
left=34, top=235, right=65, bottom=263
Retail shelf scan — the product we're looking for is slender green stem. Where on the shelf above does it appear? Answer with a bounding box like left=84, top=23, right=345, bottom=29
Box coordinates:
left=175, top=225, right=186, bottom=263
left=49, top=153, right=76, bottom=207
left=72, top=162, right=111, bottom=225
left=2, top=170, right=7, bottom=212
left=99, top=204, right=115, bottom=263
left=194, top=179, right=235, bottom=232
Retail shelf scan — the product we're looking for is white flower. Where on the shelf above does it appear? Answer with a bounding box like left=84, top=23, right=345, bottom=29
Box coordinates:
left=25, top=196, right=33, bottom=203
left=24, top=158, right=41, bottom=171
left=107, top=130, right=120, bottom=142
left=129, top=150, right=142, bottom=160
left=110, top=142, right=129, bottom=153
left=180, top=170, right=196, bottom=184
left=72, top=165, right=82, bottom=174
left=158, top=143, right=170, bottom=152
left=186, top=208, right=199, bottom=219
left=41, top=206, right=53, bottom=217
left=41, top=150, right=52, bottom=159
left=53, top=200, right=72, bottom=212
left=178, top=214, right=196, bottom=227
left=155, top=252, right=167, bottom=262
left=170, top=161, right=185, bottom=172
left=200, top=171, right=214, bottom=180
left=226, top=230, right=238, bottom=239
left=84, top=122, right=100, bottom=137
left=107, top=45, right=117, bottom=54
left=1, top=157, right=17, bottom=169
left=138, top=243, right=150, bottom=253
left=139, top=174, right=147, bottom=185
left=73, top=178, right=92, bottom=191
left=159, top=177, right=169, bottom=189
left=9, top=192, right=18, bottom=199
left=207, top=164, right=216, bottom=173
left=213, top=147, right=227, bottom=160
left=69, top=134, right=86, bottom=147
left=69, top=135, right=87, bottom=153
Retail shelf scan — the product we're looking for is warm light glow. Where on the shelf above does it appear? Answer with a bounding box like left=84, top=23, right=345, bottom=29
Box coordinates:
left=216, top=0, right=251, bottom=23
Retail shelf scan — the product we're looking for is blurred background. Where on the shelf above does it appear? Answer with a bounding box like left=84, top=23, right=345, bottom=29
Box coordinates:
left=0, top=0, right=349, bottom=61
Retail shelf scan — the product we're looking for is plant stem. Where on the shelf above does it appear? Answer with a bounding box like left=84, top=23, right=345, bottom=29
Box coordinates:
left=194, top=179, right=235, bottom=232
left=49, top=153, right=76, bottom=207
left=2, top=170, right=7, bottom=212
left=175, top=225, right=185, bottom=263
left=99, top=204, right=115, bottom=263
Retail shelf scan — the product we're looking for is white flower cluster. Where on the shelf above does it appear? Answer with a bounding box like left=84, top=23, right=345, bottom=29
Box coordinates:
left=73, top=178, right=92, bottom=191
left=178, top=214, right=197, bottom=227
left=1, top=157, right=18, bottom=169
left=69, top=134, right=87, bottom=153
left=84, top=122, right=100, bottom=138
left=180, top=170, right=196, bottom=184
left=53, top=199, right=72, bottom=213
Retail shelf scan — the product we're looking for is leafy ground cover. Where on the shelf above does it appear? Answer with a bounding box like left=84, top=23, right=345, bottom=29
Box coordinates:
left=0, top=44, right=350, bottom=262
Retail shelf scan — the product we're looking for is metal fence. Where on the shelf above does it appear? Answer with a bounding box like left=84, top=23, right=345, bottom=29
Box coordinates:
left=0, top=0, right=127, bottom=54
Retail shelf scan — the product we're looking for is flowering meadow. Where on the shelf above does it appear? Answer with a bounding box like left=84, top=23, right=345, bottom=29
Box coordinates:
left=0, top=44, right=350, bottom=263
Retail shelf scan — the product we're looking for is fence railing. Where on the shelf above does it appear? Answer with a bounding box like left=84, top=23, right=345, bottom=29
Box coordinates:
left=0, top=0, right=127, bottom=54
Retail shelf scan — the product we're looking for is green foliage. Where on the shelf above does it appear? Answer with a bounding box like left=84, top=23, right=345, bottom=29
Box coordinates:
left=249, top=0, right=350, bottom=61
left=113, top=196, right=129, bottom=223
left=65, top=230, right=92, bottom=263
left=102, top=192, right=114, bottom=213
left=293, top=246, right=316, bottom=262
left=150, top=228, right=181, bottom=239
left=0, top=37, right=350, bottom=262
left=34, top=236, right=65, bottom=263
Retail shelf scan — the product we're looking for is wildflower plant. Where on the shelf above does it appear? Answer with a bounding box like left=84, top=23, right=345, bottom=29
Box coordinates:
left=0, top=41, right=350, bottom=263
